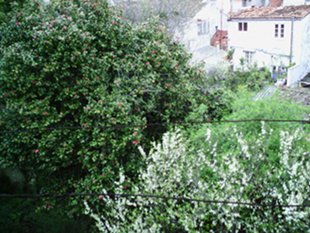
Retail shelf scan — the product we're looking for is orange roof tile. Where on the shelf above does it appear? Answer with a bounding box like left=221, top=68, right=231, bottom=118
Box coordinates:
left=230, top=5, right=310, bottom=20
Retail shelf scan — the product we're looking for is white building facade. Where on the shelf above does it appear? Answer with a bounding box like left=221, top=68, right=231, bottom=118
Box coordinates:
left=283, top=0, right=310, bottom=6
left=230, top=0, right=268, bottom=12
left=178, top=0, right=268, bottom=51
left=228, top=5, right=310, bottom=86
left=178, top=0, right=227, bottom=51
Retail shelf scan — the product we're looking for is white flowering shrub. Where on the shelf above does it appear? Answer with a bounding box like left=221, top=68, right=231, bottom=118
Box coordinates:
left=84, top=125, right=309, bottom=232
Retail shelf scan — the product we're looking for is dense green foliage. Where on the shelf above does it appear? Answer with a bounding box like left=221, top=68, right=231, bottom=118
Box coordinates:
left=0, top=0, right=229, bottom=217
left=0, top=0, right=308, bottom=232
left=0, top=199, right=93, bottom=233
left=0, top=0, right=25, bottom=22
left=0, top=167, right=94, bottom=232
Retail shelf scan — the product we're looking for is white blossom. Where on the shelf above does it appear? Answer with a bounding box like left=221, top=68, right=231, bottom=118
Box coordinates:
left=84, top=124, right=309, bottom=232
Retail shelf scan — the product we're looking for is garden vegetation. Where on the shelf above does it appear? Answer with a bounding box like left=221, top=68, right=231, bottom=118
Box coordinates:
left=0, top=0, right=309, bottom=232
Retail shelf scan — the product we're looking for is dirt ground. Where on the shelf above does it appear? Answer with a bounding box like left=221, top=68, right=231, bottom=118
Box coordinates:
left=279, top=86, right=310, bottom=106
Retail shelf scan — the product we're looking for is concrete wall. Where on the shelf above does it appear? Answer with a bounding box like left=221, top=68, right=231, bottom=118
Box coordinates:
left=231, top=48, right=291, bottom=68
left=287, top=64, right=305, bottom=86
left=299, top=14, right=310, bottom=71
left=288, top=13, right=310, bottom=86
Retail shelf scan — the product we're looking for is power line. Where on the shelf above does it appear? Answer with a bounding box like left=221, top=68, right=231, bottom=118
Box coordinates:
left=1, top=119, right=309, bottom=134
left=0, top=193, right=308, bottom=209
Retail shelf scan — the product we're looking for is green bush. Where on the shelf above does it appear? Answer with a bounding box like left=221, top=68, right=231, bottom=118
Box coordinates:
left=188, top=91, right=309, bottom=160
left=205, top=66, right=271, bottom=92
left=226, top=90, right=309, bottom=133
left=0, top=0, right=225, bottom=213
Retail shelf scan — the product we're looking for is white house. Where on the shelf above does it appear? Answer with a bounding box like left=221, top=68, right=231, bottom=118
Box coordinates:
left=228, top=5, right=310, bottom=86
left=178, top=0, right=268, bottom=51
left=230, top=0, right=268, bottom=11
left=178, top=0, right=228, bottom=51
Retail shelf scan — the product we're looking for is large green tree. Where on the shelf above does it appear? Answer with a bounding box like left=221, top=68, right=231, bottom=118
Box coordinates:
left=0, top=0, right=228, bottom=209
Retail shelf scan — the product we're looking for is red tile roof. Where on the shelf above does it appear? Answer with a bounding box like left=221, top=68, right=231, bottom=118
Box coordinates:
left=230, top=5, right=310, bottom=20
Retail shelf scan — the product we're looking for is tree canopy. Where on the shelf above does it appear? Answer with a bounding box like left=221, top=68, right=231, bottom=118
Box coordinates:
left=0, top=0, right=226, bottom=208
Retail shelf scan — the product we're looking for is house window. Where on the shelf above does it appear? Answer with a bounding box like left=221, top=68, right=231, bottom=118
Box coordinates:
left=244, top=51, right=254, bottom=64
left=280, top=24, right=285, bottom=37
left=244, top=22, right=248, bottom=31
left=275, top=24, right=284, bottom=38
left=275, top=24, right=278, bottom=37
left=238, top=22, right=248, bottom=31
left=242, top=0, right=252, bottom=7
left=197, top=20, right=208, bottom=35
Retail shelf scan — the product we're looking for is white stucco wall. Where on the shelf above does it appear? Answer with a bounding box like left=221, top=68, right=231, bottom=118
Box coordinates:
left=299, top=14, right=310, bottom=71
left=283, top=0, right=310, bottom=6
left=287, top=64, right=304, bottom=86
left=178, top=0, right=231, bottom=51
left=228, top=18, right=304, bottom=70
left=178, top=0, right=270, bottom=52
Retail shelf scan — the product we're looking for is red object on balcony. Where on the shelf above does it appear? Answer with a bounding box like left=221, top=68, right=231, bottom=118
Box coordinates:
left=210, top=30, right=228, bottom=50
left=269, top=0, right=283, bottom=7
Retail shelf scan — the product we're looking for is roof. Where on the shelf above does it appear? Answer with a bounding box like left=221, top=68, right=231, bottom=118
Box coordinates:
left=229, top=5, right=310, bottom=20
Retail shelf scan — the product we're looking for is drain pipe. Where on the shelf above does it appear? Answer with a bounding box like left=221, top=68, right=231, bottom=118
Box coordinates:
left=289, top=17, right=295, bottom=65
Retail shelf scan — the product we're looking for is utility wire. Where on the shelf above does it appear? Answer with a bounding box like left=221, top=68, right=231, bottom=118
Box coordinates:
left=0, top=118, right=308, bottom=209
left=0, top=193, right=308, bottom=209
left=1, top=119, right=309, bottom=134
